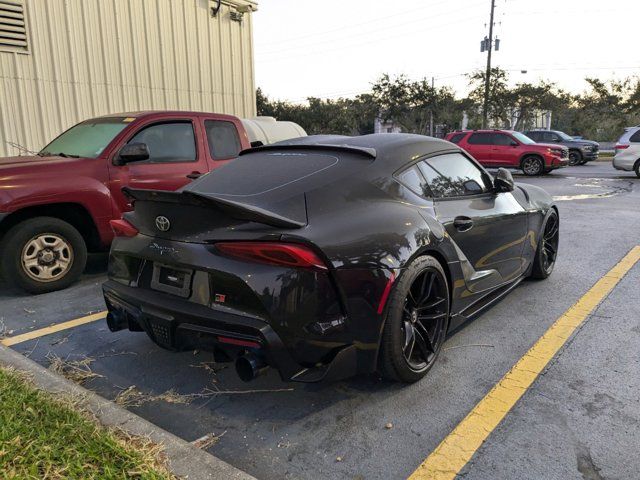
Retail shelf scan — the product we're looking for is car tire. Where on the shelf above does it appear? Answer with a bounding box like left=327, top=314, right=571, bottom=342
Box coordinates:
left=521, top=156, right=545, bottom=176
left=530, top=209, right=559, bottom=280
left=635, top=160, right=640, bottom=179
left=0, top=217, right=87, bottom=294
left=568, top=150, right=582, bottom=166
left=379, top=255, right=450, bottom=383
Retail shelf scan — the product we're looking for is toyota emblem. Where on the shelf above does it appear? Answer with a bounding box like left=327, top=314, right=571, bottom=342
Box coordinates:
left=155, top=216, right=171, bottom=232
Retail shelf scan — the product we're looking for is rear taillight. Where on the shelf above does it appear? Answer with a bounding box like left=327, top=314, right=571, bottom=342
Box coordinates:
left=615, top=144, right=630, bottom=150
left=215, top=242, right=327, bottom=270
left=110, top=219, right=139, bottom=237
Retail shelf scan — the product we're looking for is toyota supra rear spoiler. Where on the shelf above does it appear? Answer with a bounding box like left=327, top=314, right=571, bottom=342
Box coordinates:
left=240, top=143, right=377, bottom=159
left=122, top=187, right=306, bottom=229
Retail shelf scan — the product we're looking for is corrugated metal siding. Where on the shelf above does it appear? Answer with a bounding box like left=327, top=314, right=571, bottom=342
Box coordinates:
left=0, top=0, right=257, bottom=156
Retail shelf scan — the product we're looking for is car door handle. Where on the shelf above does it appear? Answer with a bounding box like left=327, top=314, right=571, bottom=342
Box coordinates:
left=186, top=171, right=203, bottom=180
left=453, top=216, right=474, bottom=232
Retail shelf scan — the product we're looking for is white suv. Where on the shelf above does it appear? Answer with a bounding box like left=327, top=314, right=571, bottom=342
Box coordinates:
left=613, top=126, right=640, bottom=177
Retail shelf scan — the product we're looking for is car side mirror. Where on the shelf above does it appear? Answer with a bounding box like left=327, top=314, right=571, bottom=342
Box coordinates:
left=494, top=168, right=515, bottom=193
left=510, top=140, right=519, bottom=147
left=115, top=143, right=150, bottom=165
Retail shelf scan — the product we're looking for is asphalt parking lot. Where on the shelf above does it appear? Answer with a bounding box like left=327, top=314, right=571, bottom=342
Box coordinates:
left=1, top=162, right=639, bottom=480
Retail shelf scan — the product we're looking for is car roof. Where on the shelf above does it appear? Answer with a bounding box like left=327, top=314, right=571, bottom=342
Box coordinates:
left=451, top=129, right=520, bottom=135
left=94, top=110, right=239, bottom=121
left=618, top=126, right=640, bottom=143
left=269, top=133, right=456, bottom=169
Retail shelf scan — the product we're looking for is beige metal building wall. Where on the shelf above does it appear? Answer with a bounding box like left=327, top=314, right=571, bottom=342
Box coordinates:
left=0, top=0, right=258, bottom=157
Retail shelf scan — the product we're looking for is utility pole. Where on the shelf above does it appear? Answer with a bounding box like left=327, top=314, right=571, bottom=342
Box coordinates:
left=482, top=0, right=496, bottom=129
left=429, top=76, right=435, bottom=137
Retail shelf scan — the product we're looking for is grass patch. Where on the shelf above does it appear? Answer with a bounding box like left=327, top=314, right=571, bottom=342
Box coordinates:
left=0, top=367, right=174, bottom=479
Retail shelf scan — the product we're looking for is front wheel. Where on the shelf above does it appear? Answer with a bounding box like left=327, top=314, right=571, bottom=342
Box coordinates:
left=530, top=209, right=559, bottom=279
left=522, top=156, right=545, bottom=176
left=379, top=256, right=450, bottom=383
left=0, top=217, right=87, bottom=294
left=568, top=150, right=582, bottom=166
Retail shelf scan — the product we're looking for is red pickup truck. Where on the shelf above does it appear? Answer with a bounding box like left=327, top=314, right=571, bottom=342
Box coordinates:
left=0, top=111, right=278, bottom=293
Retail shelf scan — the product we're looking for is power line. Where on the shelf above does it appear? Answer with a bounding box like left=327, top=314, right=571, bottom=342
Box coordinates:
left=258, top=0, right=459, bottom=48
left=257, top=16, right=485, bottom=62
left=257, top=1, right=487, bottom=57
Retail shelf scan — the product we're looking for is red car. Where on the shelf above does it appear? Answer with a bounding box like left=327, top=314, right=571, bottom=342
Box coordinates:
left=445, top=129, right=569, bottom=176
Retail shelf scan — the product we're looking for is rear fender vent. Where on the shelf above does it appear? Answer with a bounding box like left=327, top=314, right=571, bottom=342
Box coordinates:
left=0, top=0, right=28, bottom=53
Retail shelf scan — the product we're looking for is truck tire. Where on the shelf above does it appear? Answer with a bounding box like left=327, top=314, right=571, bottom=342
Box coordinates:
left=0, top=217, right=87, bottom=294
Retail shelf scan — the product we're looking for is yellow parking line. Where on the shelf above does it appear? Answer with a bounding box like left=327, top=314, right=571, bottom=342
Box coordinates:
left=1, top=311, right=107, bottom=347
left=409, top=245, right=640, bottom=480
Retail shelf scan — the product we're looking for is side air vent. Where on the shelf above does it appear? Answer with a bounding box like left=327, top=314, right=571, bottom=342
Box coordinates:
left=0, top=0, right=28, bottom=53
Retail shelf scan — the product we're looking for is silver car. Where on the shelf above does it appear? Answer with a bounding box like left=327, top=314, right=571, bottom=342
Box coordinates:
left=613, top=126, right=640, bottom=177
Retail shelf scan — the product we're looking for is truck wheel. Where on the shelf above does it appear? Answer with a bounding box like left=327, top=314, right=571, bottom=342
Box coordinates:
left=0, top=217, right=87, bottom=294
left=568, top=150, right=582, bottom=166
left=522, top=156, right=544, bottom=176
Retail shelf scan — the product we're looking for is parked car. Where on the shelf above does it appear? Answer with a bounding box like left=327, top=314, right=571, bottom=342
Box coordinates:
left=445, top=129, right=569, bottom=176
left=103, top=133, right=559, bottom=384
left=0, top=111, right=306, bottom=294
left=613, top=126, right=640, bottom=177
left=523, top=129, right=599, bottom=165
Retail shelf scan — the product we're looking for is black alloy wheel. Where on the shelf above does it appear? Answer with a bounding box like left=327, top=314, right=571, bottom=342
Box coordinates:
left=522, top=156, right=544, bottom=176
left=379, top=256, right=450, bottom=383
left=568, top=150, right=582, bottom=166
left=531, top=210, right=559, bottom=279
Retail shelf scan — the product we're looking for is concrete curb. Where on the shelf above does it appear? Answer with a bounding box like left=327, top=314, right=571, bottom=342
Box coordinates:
left=0, top=344, right=256, bottom=480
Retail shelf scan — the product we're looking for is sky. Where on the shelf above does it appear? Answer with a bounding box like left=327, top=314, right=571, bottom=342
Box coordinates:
left=253, top=0, right=640, bottom=103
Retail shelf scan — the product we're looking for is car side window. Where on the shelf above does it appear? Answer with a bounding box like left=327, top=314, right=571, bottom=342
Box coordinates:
left=127, top=122, right=197, bottom=163
left=467, top=133, right=492, bottom=145
left=543, top=132, right=559, bottom=142
left=492, top=133, right=515, bottom=146
left=420, top=153, right=489, bottom=198
left=449, top=133, right=466, bottom=144
left=526, top=132, right=540, bottom=141
left=629, top=130, right=640, bottom=143
left=397, top=166, right=429, bottom=196
left=204, top=120, right=242, bottom=159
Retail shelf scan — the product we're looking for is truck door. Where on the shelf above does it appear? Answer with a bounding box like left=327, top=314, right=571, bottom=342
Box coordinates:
left=108, top=119, right=210, bottom=213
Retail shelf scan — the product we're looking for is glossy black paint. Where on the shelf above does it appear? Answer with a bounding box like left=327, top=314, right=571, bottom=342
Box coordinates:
left=103, top=134, right=557, bottom=382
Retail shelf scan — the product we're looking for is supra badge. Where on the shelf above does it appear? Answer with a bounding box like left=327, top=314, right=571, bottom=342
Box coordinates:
left=155, top=216, right=171, bottom=232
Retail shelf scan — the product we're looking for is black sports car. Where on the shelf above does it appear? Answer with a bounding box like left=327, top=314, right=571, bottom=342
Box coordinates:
left=103, top=134, right=559, bottom=383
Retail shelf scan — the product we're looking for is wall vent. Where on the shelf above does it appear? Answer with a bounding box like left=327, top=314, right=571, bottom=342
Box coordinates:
left=0, top=0, right=28, bottom=53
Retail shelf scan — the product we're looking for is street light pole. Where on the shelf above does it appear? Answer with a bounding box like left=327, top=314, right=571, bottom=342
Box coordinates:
left=482, top=0, right=496, bottom=129
left=429, top=76, right=435, bottom=137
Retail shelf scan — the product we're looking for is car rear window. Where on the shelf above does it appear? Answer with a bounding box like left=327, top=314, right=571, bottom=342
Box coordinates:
left=448, top=133, right=466, bottom=144
left=188, top=149, right=373, bottom=199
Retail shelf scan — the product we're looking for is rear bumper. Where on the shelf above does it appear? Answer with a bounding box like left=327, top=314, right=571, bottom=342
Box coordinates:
left=612, top=156, right=635, bottom=171
left=102, top=280, right=358, bottom=383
